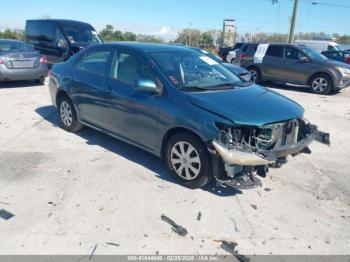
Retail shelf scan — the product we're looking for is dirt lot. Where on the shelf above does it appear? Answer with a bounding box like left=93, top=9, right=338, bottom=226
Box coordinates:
left=0, top=80, right=350, bottom=255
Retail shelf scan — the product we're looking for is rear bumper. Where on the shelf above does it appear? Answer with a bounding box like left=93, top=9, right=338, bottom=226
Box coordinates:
left=0, top=65, right=48, bottom=81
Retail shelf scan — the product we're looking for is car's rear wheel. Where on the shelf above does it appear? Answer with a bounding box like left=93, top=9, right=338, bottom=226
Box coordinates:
left=165, top=132, right=212, bottom=189
left=57, top=96, right=83, bottom=132
left=35, top=76, right=45, bottom=85
left=309, top=74, right=333, bottom=94
left=248, top=67, right=261, bottom=83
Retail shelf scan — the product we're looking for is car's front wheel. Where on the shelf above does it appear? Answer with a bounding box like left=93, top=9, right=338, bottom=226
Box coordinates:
left=57, top=96, right=84, bottom=132
left=309, top=74, right=333, bottom=94
left=165, top=132, right=212, bottom=189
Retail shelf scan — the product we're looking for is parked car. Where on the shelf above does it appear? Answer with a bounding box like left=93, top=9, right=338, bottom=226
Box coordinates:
left=295, top=40, right=342, bottom=52
left=0, top=39, right=48, bottom=83
left=321, top=50, right=350, bottom=64
left=245, top=43, right=350, bottom=94
left=190, top=48, right=251, bottom=82
left=26, top=19, right=102, bottom=65
left=218, top=42, right=244, bottom=62
left=48, top=43, right=329, bottom=189
left=234, top=43, right=258, bottom=67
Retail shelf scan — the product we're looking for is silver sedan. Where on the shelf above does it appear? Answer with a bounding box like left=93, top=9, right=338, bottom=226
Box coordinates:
left=0, top=39, right=48, bottom=84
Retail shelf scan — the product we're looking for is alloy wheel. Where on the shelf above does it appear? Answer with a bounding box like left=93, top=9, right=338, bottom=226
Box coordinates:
left=311, top=77, right=328, bottom=93
left=60, top=101, right=73, bottom=127
left=170, top=141, right=201, bottom=180
left=250, top=69, right=258, bottom=82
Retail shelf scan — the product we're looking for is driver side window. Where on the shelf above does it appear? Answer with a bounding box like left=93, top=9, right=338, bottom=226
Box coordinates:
left=110, top=51, right=157, bottom=87
left=285, top=47, right=302, bottom=60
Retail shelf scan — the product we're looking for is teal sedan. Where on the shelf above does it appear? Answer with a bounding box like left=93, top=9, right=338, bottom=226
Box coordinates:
left=48, top=43, right=329, bottom=189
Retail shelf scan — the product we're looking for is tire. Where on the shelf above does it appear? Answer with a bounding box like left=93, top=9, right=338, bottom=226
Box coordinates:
left=35, top=76, right=45, bottom=85
left=247, top=67, right=261, bottom=83
left=230, top=58, right=236, bottom=64
left=165, top=132, right=212, bottom=189
left=309, top=74, right=333, bottom=94
left=57, top=95, right=84, bottom=132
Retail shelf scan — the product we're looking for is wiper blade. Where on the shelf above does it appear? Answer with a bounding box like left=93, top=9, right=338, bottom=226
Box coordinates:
left=178, top=85, right=211, bottom=91
left=205, top=82, right=242, bottom=89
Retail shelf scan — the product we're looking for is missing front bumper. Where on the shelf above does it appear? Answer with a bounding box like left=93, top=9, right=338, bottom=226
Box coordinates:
left=212, top=122, right=330, bottom=167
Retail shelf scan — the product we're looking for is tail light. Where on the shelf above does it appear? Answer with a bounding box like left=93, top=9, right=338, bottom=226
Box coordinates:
left=345, top=56, right=350, bottom=64
left=0, top=59, right=4, bottom=64
left=240, top=53, right=249, bottom=60
left=48, top=70, right=52, bottom=77
left=39, top=56, right=48, bottom=64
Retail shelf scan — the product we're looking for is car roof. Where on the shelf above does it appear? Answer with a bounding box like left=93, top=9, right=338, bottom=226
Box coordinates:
left=26, top=19, right=92, bottom=27
left=0, top=39, right=24, bottom=44
left=98, top=42, right=195, bottom=53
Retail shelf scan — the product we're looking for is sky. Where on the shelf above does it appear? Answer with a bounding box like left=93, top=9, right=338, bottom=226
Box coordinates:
left=1, top=0, right=350, bottom=41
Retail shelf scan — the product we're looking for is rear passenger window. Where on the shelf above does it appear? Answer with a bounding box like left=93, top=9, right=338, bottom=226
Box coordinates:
left=75, top=49, right=113, bottom=76
left=266, top=46, right=283, bottom=57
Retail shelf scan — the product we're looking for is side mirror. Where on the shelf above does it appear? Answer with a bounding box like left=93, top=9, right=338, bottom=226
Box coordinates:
left=135, top=79, right=159, bottom=93
left=300, top=56, right=310, bottom=63
left=57, top=39, right=67, bottom=49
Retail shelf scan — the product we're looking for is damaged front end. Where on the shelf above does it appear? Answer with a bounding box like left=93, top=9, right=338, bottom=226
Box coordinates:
left=210, top=118, right=330, bottom=189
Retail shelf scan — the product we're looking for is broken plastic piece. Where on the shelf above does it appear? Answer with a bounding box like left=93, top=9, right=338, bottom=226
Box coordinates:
left=161, top=214, right=188, bottom=236
left=0, top=209, right=14, bottom=220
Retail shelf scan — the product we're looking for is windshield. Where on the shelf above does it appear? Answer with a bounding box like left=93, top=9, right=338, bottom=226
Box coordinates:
left=300, top=46, right=328, bottom=61
left=150, top=51, right=243, bottom=91
left=0, top=42, right=35, bottom=53
left=60, top=22, right=102, bottom=44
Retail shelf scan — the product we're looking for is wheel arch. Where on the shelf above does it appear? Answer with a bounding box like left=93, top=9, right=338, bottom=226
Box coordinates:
left=307, top=71, right=334, bottom=86
left=56, top=89, right=69, bottom=107
left=160, top=127, right=208, bottom=159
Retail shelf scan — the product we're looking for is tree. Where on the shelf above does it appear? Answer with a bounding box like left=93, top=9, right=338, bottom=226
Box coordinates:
left=137, top=34, right=164, bottom=43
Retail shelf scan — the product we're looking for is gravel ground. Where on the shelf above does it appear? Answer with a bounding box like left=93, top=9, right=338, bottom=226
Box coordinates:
left=0, top=80, right=349, bottom=255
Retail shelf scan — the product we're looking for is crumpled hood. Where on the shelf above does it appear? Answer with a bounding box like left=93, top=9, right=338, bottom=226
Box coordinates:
left=187, top=85, right=304, bottom=127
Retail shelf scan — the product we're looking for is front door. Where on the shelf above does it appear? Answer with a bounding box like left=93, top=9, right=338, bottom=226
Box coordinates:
left=279, top=47, right=313, bottom=85
left=101, top=50, right=161, bottom=150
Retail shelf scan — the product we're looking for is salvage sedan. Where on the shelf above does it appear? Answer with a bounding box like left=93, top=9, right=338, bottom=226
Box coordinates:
left=48, top=43, right=329, bottom=189
left=0, top=39, right=48, bottom=84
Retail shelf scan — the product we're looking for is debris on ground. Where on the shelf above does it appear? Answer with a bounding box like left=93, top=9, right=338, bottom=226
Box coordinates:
left=220, top=240, right=250, bottom=262
left=106, top=242, right=119, bottom=247
left=161, top=214, right=188, bottom=236
left=89, top=244, right=98, bottom=260
left=230, top=218, right=239, bottom=232
left=264, top=188, right=272, bottom=192
left=0, top=209, right=14, bottom=220
left=250, top=204, right=257, bottom=210
left=197, top=212, right=202, bottom=221
left=0, top=201, right=10, bottom=206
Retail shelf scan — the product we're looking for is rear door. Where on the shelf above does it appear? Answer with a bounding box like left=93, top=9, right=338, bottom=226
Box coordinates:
left=69, top=47, right=115, bottom=127
left=260, top=45, right=284, bottom=80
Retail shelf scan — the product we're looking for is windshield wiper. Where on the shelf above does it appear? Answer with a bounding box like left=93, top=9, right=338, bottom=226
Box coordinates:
left=205, top=82, right=244, bottom=89
left=178, top=86, right=212, bottom=92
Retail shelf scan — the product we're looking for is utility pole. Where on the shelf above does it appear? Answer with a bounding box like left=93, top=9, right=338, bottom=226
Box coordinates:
left=288, top=0, right=299, bottom=43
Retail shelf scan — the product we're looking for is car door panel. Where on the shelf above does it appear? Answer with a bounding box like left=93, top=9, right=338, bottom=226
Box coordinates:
left=279, top=47, right=313, bottom=85
left=69, top=48, right=114, bottom=127
left=102, top=79, right=159, bottom=150
left=96, top=50, right=160, bottom=150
